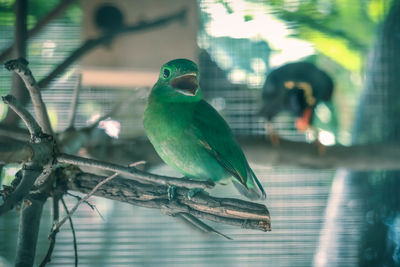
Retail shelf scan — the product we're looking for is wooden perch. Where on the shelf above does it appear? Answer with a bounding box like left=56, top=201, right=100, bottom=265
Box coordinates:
left=63, top=169, right=271, bottom=232
left=57, top=153, right=215, bottom=189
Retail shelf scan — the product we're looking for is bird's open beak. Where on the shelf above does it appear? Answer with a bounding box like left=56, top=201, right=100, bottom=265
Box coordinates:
left=170, top=73, right=199, bottom=96
left=295, top=108, right=313, bottom=132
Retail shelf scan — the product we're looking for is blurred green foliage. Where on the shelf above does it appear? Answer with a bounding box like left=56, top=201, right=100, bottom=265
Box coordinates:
left=0, top=0, right=81, bottom=28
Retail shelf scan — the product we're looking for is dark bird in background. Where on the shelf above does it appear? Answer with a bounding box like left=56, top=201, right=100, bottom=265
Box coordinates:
left=259, top=61, right=334, bottom=146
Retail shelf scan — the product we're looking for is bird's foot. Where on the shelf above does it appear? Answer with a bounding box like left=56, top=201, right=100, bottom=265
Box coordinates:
left=167, top=185, right=177, bottom=200
left=314, top=139, right=326, bottom=156
left=269, top=131, right=280, bottom=146
left=185, top=188, right=206, bottom=200
left=265, top=122, right=280, bottom=146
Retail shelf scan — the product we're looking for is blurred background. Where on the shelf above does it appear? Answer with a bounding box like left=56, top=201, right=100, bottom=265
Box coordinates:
left=0, top=0, right=399, bottom=266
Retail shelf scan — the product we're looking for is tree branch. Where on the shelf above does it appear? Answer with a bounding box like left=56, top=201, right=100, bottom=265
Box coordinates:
left=56, top=153, right=215, bottom=189
left=39, top=193, right=61, bottom=267
left=60, top=197, right=78, bottom=267
left=37, top=8, right=187, bottom=89
left=63, top=170, right=271, bottom=232
left=51, top=173, right=118, bottom=235
left=238, top=136, right=400, bottom=170
left=5, top=59, right=53, bottom=135
left=2, top=95, right=42, bottom=138
left=0, top=166, right=41, bottom=216
left=14, top=195, right=46, bottom=267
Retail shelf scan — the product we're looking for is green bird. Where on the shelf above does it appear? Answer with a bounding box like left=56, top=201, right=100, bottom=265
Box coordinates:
left=143, top=59, right=266, bottom=200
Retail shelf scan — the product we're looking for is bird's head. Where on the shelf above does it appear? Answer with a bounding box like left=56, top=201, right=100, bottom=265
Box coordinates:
left=151, top=59, right=202, bottom=102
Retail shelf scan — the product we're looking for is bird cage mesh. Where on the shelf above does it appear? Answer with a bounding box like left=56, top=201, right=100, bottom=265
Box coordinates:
left=0, top=0, right=398, bottom=266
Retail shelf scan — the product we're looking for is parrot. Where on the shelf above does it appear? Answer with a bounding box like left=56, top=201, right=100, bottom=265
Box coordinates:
left=143, top=59, right=266, bottom=200
left=259, top=61, right=334, bottom=147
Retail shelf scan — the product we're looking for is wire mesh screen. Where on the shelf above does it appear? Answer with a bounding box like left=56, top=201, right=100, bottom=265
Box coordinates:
left=0, top=0, right=398, bottom=266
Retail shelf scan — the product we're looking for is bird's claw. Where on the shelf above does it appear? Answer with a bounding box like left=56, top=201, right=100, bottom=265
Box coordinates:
left=265, top=122, right=280, bottom=146
left=185, top=188, right=205, bottom=200
left=315, top=139, right=326, bottom=155
left=167, top=185, right=177, bottom=200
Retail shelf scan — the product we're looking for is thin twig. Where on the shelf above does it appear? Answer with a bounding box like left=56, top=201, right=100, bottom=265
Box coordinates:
left=67, top=73, right=82, bottom=129
left=60, top=197, right=78, bottom=267
left=39, top=194, right=60, bottom=267
left=51, top=173, right=119, bottom=235
left=37, top=8, right=186, bottom=89
left=5, top=58, right=53, bottom=135
left=66, top=192, right=104, bottom=221
left=1, top=95, right=42, bottom=138
left=57, top=153, right=215, bottom=189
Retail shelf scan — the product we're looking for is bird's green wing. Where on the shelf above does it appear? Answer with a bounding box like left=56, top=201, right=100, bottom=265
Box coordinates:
left=190, top=100, right=265, bottom=199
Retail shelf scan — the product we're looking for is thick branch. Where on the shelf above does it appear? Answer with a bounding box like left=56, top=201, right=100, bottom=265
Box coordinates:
left=5, top=59, right=53, bottom=135
left=57, top=153, right=215, bottom=189
left=64, top=171, right=271, bottom=232
left=37, top=8, right=186, bottom=89
left=238, top=136, right=400, bottom=170
left=0, top=165, right=41, bottom=215
left=15, top=197, right=46, bottom=267
left=2, top=95, right=42, bottom=138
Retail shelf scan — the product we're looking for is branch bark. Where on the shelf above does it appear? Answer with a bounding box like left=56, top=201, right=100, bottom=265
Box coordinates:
left=1, top=95, right=42, bottom=139
left=57, top=153, right=215, bottom=189
left=15, top=197, right=46, bottom=267
left=5, top=59, right=53, bottom=135
left=63, top=170, right=271, bottom=232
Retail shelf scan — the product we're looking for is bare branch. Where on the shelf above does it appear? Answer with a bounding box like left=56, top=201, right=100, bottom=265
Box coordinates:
left=2, top=95, right=42, bottom=138
left=238, top=136, right=400, bottom=170
left=51, top=172, right=119, bottom=236
left=15, top=196, right=46, bottom=267
left=0, top=0, right=76, bottom=63
left=5, top=59, right=53, bottom=135
left=64, top=171, right=271, bottom=232
left=37, top=8, right=187, bottom=89
left=67, top=73, right=82, bottom=129
left=60, top=197, right=78, bottom=267
left=0, top=165, right=42, bottom=216
left=56, top=153, right=215, bottom=189
left=66, top=192, right=105, bottom=221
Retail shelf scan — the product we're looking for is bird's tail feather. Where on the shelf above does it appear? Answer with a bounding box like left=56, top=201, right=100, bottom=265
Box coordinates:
left=233, top=169, right=266, bottom=200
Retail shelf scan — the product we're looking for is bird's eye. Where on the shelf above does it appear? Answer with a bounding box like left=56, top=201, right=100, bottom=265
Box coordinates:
left=163, top=68, right=171, bottom=79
